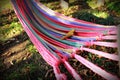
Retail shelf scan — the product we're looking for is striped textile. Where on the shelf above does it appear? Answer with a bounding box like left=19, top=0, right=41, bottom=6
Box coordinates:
left=11, top=0, right=119, bottom=80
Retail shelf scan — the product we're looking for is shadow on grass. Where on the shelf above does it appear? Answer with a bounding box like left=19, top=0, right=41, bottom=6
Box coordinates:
left=0, top=30, right=56, bottom=80
left=69, top=0, right=90, bottom=9
left=0, top=52, right=55, bottom=80
left=72, top=10, right=115, bottom=25
left=0, top=31, right=28, bottom=54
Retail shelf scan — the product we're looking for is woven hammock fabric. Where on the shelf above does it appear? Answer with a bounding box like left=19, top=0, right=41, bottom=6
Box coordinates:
left=11, top=0, right=119, bottom=80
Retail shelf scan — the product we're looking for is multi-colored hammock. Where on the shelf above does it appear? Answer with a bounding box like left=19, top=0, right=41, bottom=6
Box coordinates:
left=11, top=0, right=119, bottom=80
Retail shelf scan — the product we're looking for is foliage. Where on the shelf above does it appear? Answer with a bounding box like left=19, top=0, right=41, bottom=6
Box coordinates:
left=26, top=42, right=38, bottom=53
left=106, top=1, right=120, bottom=14
left=0, top=22, right=23, bottom=42
left=92, top=11, right=108, bottom=18
left=6, top=61, right=40, bottom=80
left=45, top=1, right=60, bottom=10
left=86, top=0, right=98, bottom=9
left=6, top=71, right=23, bottom=80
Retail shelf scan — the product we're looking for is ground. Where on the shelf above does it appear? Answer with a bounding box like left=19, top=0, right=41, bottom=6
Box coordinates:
left=0, top=0, right=120, bottom=80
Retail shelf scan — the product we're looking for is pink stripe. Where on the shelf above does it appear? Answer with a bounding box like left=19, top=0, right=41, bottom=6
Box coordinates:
left=62, top=59, right=82, bottom=80
left=74, top=54, right=119, bottom=80
left=102, top=35, right=117, bottom=40
left=53, top=66, right=67, bottom=80
left=93, top=41, right=117, bottom=48
left=109, top=30, right=117, bottom=34
left=82, top=47, right=119, bottom=61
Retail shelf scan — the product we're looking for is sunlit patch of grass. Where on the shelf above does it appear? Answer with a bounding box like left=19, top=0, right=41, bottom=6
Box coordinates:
left=61, top=5, right=79, bottom=16
left=92, top=11, right=109, bottom=19
left=0, top=22, right=23, bottom=42
left=0, top=0, right=13, bottom=12
left=43, top=1, right=60, bottom=10
left=86, top=0, right=98, bottom=9
left=26, top=41, right=38, bottom=54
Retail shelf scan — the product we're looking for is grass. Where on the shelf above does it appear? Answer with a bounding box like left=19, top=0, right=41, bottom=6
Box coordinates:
left=0, top=0, right=13, bottom=12
left=26, top=42, right=38, bottom=54
left=106, top=1, right=120, bottom=16
left=0, top=22, right=23, bottom=42
left=6, top=59, right=40, bottom=80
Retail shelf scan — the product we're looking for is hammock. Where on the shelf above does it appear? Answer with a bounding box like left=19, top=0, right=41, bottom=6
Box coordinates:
left=11, top=0, right=119, bottom=80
